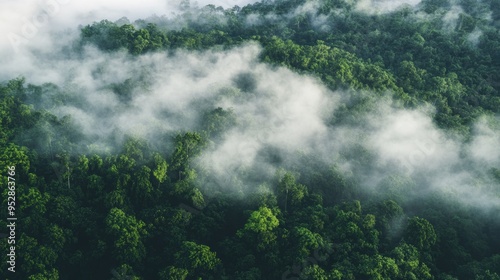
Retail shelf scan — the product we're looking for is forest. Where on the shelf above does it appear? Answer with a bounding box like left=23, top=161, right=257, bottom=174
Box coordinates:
left=1, top=0, right=500, bottom=279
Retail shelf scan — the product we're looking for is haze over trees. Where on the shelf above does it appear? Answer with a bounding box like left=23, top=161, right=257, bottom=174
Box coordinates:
left=1, top=0, right=500, bottom=279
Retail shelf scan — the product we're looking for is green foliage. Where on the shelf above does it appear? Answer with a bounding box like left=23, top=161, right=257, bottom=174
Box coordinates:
left=262, top=37, right=405, bottom=95
left=80, top=20, right=169, bottom=54
left=277, top=171, right=308, bottom=212
left=404, top=217, right=437, bottom=252
left=242, top=206, right=279, bottom=234
left=238, top=206, right=280, bottom=251
left=152, top=152, right=168, bottom=186
left=28, top=268, right=60, bottom=280
left=174, top=241, right=221, bottom=278
left=1, top=0, right=499, bottom=278
left=202, top=107, right=238, bottom=139
left=159, top=266, right=188, bottom=280
left=171, top=132, right=205, bottom=177
left=111, top=264, right=141, bottom=280
left=300, top=264, right=329, bottom=280
left=105, top=208, right=147, bottom=264
left=291, top=226, right=323, bottom=260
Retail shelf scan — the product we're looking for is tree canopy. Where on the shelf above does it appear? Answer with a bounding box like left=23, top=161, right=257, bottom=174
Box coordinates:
left=1, top=0, right=500, bottom=279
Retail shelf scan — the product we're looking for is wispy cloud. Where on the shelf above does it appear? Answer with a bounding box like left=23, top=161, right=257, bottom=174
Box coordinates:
left=1, top=0, right=499, bottom=212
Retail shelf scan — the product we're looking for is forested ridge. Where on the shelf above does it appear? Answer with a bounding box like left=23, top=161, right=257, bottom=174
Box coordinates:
left=1, top=0, right=500, bottom=279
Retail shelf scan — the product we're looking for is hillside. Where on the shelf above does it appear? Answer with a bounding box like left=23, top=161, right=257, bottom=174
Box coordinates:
left=1, top=0, right=500, bottom=279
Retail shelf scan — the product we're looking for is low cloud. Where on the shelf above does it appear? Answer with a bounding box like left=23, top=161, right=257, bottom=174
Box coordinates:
left=0, top=0, right=259, bottom=62
left=355, top=0, right=422, bottom=14
left=1, top=0, right=499, bottom=212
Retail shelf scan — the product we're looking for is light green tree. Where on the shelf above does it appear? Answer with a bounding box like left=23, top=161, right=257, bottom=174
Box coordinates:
left=105, top=208, right=147, bottom=264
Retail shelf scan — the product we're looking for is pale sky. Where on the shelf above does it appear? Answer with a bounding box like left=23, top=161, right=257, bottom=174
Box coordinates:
left=0, top=0, right=260, bottom=74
